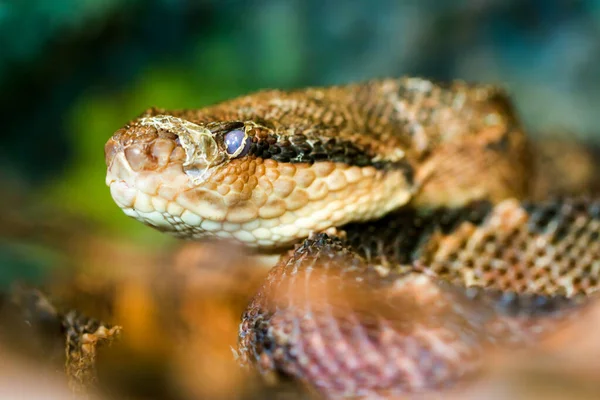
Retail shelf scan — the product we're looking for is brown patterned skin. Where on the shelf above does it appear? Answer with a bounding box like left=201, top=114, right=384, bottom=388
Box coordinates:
left=102, top=77, right=573, bottom=397
left=344, top=198, right=600, bottom=296
left=238, top=200, right=592, bottom=398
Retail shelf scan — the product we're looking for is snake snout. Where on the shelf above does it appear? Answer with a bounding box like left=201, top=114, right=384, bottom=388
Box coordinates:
left=104, top=122, right=193, bottom=232
left=105, top=124, right=184, bottom=173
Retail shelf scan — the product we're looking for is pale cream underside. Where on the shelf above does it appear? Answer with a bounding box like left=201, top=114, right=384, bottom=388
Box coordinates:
left=107, top=152, right=412, bottom=248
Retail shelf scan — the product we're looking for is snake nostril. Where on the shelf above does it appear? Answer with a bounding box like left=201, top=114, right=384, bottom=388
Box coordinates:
left=124, top=144, right=158, bottom=171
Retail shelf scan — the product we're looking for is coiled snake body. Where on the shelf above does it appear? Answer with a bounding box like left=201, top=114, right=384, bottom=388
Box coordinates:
left=104, top=77, right=596, bottom=398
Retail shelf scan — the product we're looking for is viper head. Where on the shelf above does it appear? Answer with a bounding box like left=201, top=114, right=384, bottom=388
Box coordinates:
left=104, top=106, right=412, bottom=248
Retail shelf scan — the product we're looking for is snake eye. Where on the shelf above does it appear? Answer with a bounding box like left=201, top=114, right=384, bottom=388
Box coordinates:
left=224, top=129, right=251, bottom=158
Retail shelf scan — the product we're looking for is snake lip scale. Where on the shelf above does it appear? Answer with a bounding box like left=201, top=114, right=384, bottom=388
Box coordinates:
left=105, top=77, right=594, bottom=397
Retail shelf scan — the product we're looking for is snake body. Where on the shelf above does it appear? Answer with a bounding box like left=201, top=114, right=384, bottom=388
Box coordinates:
left=104, top=77, right=594, bottom=397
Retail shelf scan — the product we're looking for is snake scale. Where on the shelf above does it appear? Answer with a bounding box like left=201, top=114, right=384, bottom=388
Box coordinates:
left=104, top=77, right=598, bottom=398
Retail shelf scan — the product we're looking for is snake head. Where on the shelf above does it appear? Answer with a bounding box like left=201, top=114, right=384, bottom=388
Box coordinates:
left=104, top=112, right=265, bottom=239
left=104, top=103, right=412, bottom=248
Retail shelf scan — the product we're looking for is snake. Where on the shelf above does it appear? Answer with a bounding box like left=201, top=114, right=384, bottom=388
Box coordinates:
left=104, top=77, right=598, bottom=398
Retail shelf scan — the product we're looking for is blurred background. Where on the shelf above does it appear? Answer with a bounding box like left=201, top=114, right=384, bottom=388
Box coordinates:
left=2, top=0, right=600, bottom=279
left=1, top=0, right=600, bottom=398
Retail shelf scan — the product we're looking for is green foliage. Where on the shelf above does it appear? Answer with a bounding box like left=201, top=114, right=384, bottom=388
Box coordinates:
left=0, top=243, right=55, bottom=289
